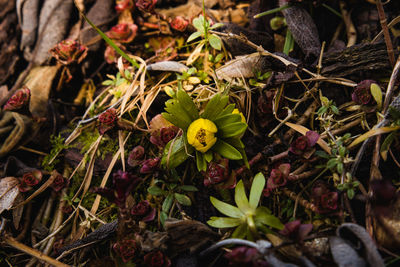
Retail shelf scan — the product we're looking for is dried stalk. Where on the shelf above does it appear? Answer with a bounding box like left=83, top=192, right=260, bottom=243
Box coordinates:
left=2, top=234, right=69, bottom=267
left=282, top=188, right=318, bottom=213
left=375, top=0, right=395, bottom=67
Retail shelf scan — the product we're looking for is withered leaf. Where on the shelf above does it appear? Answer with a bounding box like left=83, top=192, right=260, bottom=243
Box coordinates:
left=0, top=177, right=22, bottom=214
left=279, top=1, right=321, bottom=61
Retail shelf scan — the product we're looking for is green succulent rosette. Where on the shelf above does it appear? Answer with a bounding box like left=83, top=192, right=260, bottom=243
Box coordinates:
left=161, top=89, right=248, bottom=171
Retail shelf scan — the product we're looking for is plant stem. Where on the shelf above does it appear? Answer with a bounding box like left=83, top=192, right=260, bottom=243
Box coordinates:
left=253, top=4, right=290, bottom=19
left=375, top=0, right=395, bottom=67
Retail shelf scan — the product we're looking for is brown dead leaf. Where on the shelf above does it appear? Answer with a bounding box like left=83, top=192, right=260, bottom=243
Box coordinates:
left=0, top=177, right=22, bottom=214
left=24, top=65, right=59, bottom=117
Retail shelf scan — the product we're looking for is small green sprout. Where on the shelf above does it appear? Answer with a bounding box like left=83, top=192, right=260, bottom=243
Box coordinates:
left=187, top=15, right=224, bottom=51
left=207, top=173, right=284, bottom=240
left=148, top=178, right=198, bottom=225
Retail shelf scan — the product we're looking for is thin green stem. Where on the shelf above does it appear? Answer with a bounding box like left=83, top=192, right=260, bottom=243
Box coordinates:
left=253, top=4, right=290, bottom=19
left=322, top=3, right=342, bottom=18
left=73, top=0, right=140, bottom=68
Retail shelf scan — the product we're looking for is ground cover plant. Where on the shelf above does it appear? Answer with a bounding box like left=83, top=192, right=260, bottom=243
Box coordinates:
left=1, top=0, right=400, bottom=266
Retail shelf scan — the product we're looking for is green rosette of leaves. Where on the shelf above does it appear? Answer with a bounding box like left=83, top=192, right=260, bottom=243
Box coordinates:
left=208, top=173, right=284, bottom=240
left=161, top=89, right=248, bottom=171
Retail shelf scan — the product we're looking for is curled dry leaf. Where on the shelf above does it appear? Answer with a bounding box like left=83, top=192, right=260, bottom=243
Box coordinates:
left=146, top=61, right=189, bottom=73
left=0, top=177, right=22, bottom=214
left=216, top=54, right=266, bottom=80
left=17, top=0, right=40, bottom=51
left=329, top=236, right=366, bottom=267
left=279, top=0, right=320, bottom=61
left=24, top=65, right=59, bottom=117
left=33, top=0, right=73, bottom=64
left=337, top=223, right=384, bottom=267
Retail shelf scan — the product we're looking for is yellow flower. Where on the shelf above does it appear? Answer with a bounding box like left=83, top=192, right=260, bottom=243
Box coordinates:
left=187, top=118, right=217, bottom=153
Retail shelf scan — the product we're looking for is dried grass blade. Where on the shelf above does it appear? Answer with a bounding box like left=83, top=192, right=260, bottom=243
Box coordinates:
left=348, top=126, right=400, bottom=149
left=90, top=133, right=131, bottom=214
left=71, top=135, right=102, bottom=201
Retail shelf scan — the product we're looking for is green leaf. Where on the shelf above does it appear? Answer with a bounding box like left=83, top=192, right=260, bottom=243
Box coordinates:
left=326, top=158, right=338, bottom=169
left=338, top=146, right=347, bottom=157
left=336, top=162, right=343, bottom=174
left=162, top=112, right=190, bottom=130
left=210, top=196, right=243, bottom=218
left=213, top=114, right=242, bottom=128
left=235, top=180, right=250, bottom=213
left=283, top=29, right=294, bottom=55
left=315, top=150, right=330, bottom=159
left=176, top=89, right=199, bottom=120
left=201, top=94, right=221, bottom=119
left=192, top=16, right=205, bottom=32
left=212, top=139, right=242, bottom=160
left=331, top=105, right=339, bottom=115
left=174, top=193, right=192, bottom=206
left=207, top=217, right=242, bottom=228
left=224, top=137, right=245, bottom=149
left=347, top=189, right=355, bottom=199
left=210, top=23, right=224, bottom=30
left=162, top=194, right=174, bottom=212
left=218, top=122, right=247, bottom=138
left=317, top=106, right=328, bottom=115
left=381, top=132, right=396, bottom=161
left=202, top=94, right=229, bottom=119
left=214, top=53, right=224, bottom=63
left=216, top=104, right=236, bottom=118
left=255, top=205, right=271, bottom=215
left=178, top=185, right=198, bottom=192
left=161, top=135, right=193, bottom=169
left=165, top=99, right=193, bottom=124
left=370, top=83, right=383, bottom=110
left=147, top=186, right=164, bottom=196
left=196, top=150, right=207, bottom=172
left=160, top=211, right=168, bottom=225
left=255, top=208, right=284, bottom=230
left=102, top=80, right=113, bottom=86
left=204, top=150, right=213, bottom=162
left=187, top=31, right=203, bottom=43
left=249, top=173, right=265, bottom=210
left=231, top=223, right=248, bottom=239
left=209, top=34, right=222, bottom=50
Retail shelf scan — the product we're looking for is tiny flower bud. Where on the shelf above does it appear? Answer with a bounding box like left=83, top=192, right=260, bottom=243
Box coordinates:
left=128, top=146, right=145, bottom=167
left=115, top=0, right=134, bottom=12
left=3, top=87, right=31, bottom=112
left=98, top=108, right=118, bottom=134
left=320, top=192, right=338, bottom=211
left=113, top=238, right=138, bottom=263
left=203, top=159, right=229, bottom=186
left=107, top=23, right=138, bottom=43
left=280, top=220, right=313, bottom=242
left=131, top=200, right=156, bottom=222
left=170, top=16, right=189, bottom=32
left=18, top=170, right=43, bottom=192
left=267, top=163, right=290, bottom=189
left=50, top=39, right=88, bottom=65
left=143, top=250, right=171, bottom=267
left=352, top=80, right=376, bottom=105
left=51, top=174, right=69, bottom=192
left=135, top=0, right=157, bottom=14
left=140, top=158, right=160, bottom=174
